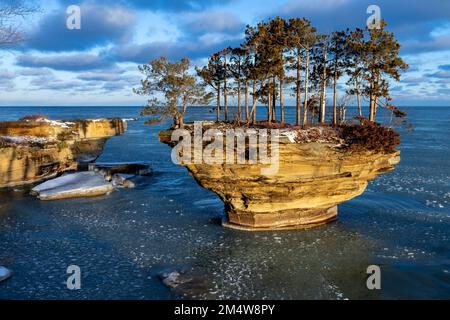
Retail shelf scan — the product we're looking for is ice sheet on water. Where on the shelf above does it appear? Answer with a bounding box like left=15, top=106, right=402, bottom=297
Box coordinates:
left=33, top=172, right=109, bottom=192
left=32, top=172, right=113, bottom=200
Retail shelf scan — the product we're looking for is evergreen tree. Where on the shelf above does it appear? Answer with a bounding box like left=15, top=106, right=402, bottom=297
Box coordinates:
left=219, top=48, right=232, bottom=121
left=229, top=47, right=249, bottom=121
left=345, top=28, right=365, bottom=117
left=329, top=30, right=348, bottom=125
left=196, top=53, right=224, bottom=122
left=135, top=57, right=208, bottom=128
left=287, top=18, right=317, bottom=126
left=362, top=21, right=408, bottom=122
left=311, top=34, right=331, bottom=124
left=267, top=17, right=288, bottom=124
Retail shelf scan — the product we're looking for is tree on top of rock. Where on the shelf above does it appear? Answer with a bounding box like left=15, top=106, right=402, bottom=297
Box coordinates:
left=134, top=57, right=209, bottom=128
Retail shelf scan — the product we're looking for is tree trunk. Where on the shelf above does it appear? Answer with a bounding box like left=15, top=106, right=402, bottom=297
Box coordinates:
left=319, top=82, right=326, bottom=123
left=357, top=92, right=362, bottom=117
left=244, top=80, right=249, bottom=121
left=237, top=78, right=241, bottom=121
left=216, top=85, right=221, bottom=122
left=252, top=80, right=257, bottom=124
left=302, top=49, right=310, bottom=127
left=175, top=97, right=187, bottom=129
left=224, top=77, right=228, bottom=122
left=296, top=51, right=301, bottom=126
left=374, top=96, right=379, bottom=121
left=373, top=74, right=380, bottom=121
left=319, top=48, right=327, bottom=124
left=280, top=75, right=284, bottom=125
left=369, top=92, right=375, bottom=122
left=267, top=81, right=272, bottom=122
left=173, top=115, right=182, bottom=129
left=333, top=69, right=337, bottom=126
left=272, top=77, right=276, bottom=121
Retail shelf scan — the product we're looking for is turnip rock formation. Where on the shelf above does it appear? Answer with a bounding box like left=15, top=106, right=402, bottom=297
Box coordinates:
left=159, top=125, right=400, bottom=231
left=136, top=16, right=406, bottom=230
left=0, top=117, right=126, bottom=188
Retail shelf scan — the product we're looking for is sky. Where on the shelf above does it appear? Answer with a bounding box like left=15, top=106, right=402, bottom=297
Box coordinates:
left=0, top=0, right=449, bottom=106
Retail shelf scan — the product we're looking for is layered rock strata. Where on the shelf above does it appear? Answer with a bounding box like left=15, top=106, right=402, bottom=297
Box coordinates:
left=159, top=128, right=400, bottom=231
left=0, top=118, right=126, bottom=188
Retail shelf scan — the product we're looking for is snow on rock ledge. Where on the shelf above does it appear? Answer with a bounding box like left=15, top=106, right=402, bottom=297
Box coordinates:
left=0, top=118, right=127, bottom=188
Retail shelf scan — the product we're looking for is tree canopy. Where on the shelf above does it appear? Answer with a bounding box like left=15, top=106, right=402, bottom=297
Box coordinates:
left=137, top=17, right=408, bottom=128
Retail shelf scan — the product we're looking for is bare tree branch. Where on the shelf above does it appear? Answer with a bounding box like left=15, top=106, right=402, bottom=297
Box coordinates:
left=0, top=0, right=40, bottom=47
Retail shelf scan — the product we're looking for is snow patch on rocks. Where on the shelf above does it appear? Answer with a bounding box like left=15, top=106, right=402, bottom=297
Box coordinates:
left=0, top=135, right=56, bottom=144
left=34, top=118, right=75, bottom=128
left=32, top=172, right=114, bottom=201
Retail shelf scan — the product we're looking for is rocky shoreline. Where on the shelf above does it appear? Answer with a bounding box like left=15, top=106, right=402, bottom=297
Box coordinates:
left=0, top=117, right=126, bottom=188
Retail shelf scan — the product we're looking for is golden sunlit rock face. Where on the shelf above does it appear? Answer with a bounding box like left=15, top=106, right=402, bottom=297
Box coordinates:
left=160, top=130, right=400, bottom=231
left=0, top=119, right=126, bottom=188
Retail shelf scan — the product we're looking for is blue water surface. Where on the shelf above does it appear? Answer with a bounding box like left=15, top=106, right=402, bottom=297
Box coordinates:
left=0, top=105, right=449, bottom=299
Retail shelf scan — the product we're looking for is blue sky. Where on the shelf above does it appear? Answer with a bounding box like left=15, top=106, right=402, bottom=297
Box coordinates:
left=0, top=0, right=449, bottom=106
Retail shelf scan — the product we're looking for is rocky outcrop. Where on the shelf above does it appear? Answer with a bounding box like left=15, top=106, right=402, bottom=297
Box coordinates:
left=159, top=127, right=400, bottom=231
left=88, top=162, right=152, bottom=177
left=0, top=118, right=126, bottom=188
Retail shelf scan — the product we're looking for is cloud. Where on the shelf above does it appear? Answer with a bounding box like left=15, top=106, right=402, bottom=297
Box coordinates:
left=29, top=75, right=58, bottom=88
left=77, top=70, right=137, bottom=83
left=16, top=53, right=115, bottom=71
left=18, top=67, right=54, bottom=77
left=0, top=69, right=16, bottom=79
left=0, top=79, right=15, bottom=90
left=181, top=10, right=245, bottom=34
left=2, top=0, right=449, bottom=106
left=426, top=70, right=450, bottom=79
left=26, top=2, right=136, bottom=52
left=111, top=36, right=243, bottom=63
left=28, top=78, right=104, bottom=92
left=402, top=76, right=427, bottom=85
left=133, top=0, right=236, bottom=11
left=58, top=0, right=236, bottom=12
left=278, top=0, right=450, bottom=28
left=100, top=81, right=133, bottom=92
left=401, top=34, right=450, bottom=54
left=276, top=0, right=450, bottom=54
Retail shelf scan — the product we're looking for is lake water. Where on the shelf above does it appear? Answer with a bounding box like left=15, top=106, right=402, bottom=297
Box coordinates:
left=0, top=106, right=449, bottom=299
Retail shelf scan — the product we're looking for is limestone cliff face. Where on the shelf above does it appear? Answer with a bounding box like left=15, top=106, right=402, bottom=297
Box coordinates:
left=159, top=129, right=400, bottom=231
left=0, top=118, right=126, bottom=188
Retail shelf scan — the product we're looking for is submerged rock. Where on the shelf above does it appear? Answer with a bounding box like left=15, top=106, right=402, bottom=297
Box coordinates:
left=159, top=268, right=214, bottom=299
left=112, top=174, right=136, bottom=189
left=31, top=172, right=113, bottom=201
left=0, top=266, right=12, bottom=282
left=88, top=162, right=152, bottom=176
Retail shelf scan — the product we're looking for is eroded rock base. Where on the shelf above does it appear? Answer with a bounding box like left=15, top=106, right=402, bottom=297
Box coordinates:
left=223, top=206, right=338, bottom=231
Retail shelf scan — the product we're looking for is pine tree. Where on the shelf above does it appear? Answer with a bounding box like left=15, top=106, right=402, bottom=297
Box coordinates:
left=219, top=48, right=232, bottom=122
left=311, top=34, right=331, bottom=124
left=329, top=31, right=348, bottom=126
left=361, top=20, right=408, bottom=121
left=267, top=17, right=288, bottom=124
left=229, top=47, right=249, bottom=122
left=196, top=53, right=224, bottom=122
left=287, top=18, right=317, bottom=126
left=345, top=28, right=365, bottom=117
left=135, top=57, right=208, bottom=128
